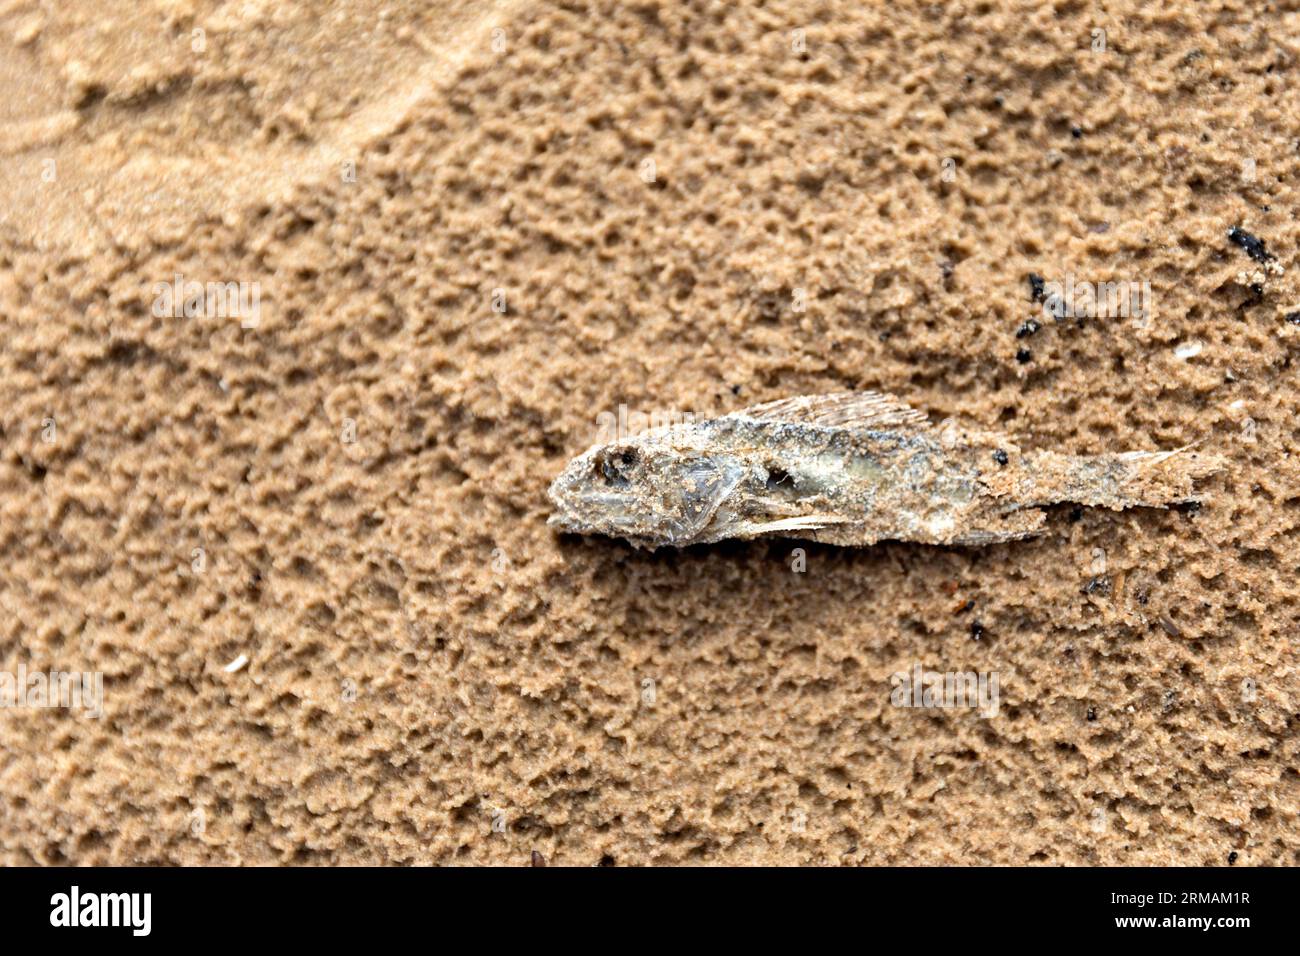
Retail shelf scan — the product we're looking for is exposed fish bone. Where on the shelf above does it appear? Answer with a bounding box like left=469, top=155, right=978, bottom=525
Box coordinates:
left=547, top=392, right=1223, bottom=550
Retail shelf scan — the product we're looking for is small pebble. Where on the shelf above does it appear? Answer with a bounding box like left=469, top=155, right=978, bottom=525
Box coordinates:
left=1228, top=225, right=1273, bottom=263
left=1027, top=273, right=1045, bottom=302
left=1081, top=576, right=1111, bottom=596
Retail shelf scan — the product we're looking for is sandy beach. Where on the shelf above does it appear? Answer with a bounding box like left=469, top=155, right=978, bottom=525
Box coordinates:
left=0, top=0, right=1296, bottom=864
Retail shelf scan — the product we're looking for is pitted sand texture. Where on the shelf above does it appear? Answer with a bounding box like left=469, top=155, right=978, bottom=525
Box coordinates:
left=0, top=0, right=1297, bottom=865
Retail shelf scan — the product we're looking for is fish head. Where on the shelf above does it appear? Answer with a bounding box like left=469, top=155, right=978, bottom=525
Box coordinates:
left=548, top=432, right=746, bottom=548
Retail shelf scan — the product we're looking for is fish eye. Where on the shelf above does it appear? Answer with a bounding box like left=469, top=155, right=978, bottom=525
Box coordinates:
left=595, top=449, right=638, bottom=487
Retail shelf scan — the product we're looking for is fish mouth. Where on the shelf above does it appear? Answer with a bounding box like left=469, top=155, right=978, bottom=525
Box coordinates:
left=547, top=477, right=642, bottom=536
left=546, top=479, right=581, bottom=532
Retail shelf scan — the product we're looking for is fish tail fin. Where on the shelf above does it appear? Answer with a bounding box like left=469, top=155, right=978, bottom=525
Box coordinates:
left=1024, top=444, right=1225, bottom=510
left=1103, top=444, right=1225, bottom=508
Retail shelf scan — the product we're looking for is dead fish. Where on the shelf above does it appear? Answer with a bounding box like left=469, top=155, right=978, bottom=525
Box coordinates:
left=547, top=392, right=1223, bottom=549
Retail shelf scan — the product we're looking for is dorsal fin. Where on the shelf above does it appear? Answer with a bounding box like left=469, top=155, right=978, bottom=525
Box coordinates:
left=730, top=391, right=930, bottom=431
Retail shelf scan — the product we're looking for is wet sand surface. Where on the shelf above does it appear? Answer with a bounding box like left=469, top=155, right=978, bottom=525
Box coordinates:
left=0, top=0, right=1296, bottom=864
